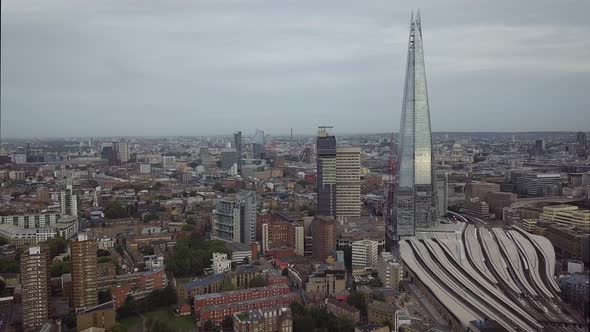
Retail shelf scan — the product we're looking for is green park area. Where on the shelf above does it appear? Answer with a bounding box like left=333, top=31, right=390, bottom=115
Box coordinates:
left=119, top=307, right=196, bottom=332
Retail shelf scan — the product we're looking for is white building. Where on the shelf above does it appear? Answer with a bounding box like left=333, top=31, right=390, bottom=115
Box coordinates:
left=336, top=147, right=362, bottom=218
left=294, top=225, right=305, bottom=256
left=211, top=191, right=257, bottom=245
left=211, top=252, right=232, bottom=274
left=114, top=142, right=130, bottom=163
left=139, top=163, right=152, bottom=174
left=377, top=251, right=402, bottom=291
left=351, top=239, right=378, bottom=270
left=162, top=156, right=176, bottom=170
left=60, top=184, right=78, bottom=217
left=144, top=255, right=165, bottom=270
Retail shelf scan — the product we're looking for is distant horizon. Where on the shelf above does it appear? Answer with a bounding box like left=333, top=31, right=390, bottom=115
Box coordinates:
left=0, top=130, right=587, bottom=141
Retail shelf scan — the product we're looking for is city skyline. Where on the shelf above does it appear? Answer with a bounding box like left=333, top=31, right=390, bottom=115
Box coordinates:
left=2, top=0, right=590, bottom=138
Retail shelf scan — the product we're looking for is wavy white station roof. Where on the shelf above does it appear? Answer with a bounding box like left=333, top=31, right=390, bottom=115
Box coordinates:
left=464, top=225, right=498, bottom=284
left=492, top=228, right=538, bottom=297
left=399, top=240, right=482, bottom=328
left=478, top=228, right=522, bottom=294
left=508, top=230, right=554, bottom=299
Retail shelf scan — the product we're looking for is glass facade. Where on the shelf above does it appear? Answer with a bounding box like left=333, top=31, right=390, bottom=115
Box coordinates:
left=395, top=12, right=438, bottom=238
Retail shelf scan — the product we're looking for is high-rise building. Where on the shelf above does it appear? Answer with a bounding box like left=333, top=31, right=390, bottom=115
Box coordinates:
left=252, top=129, right=265, bottom=158
left=316, top=127, right=337, bottom=218
left=394, top=12, right=437, bottom=238
left=113, top=142, right=129, bottom=163
left=336, top=147, right=361, bottom=218
left=435, top=172, right=448, bottom=217
left=71, top=233, right=98, bottom=312
left=351, top=239, right=379, bottom=270
left=212, top=191, right=257, bottom=245
left=533, top=139, right=545, bottom=156
left=240, top=191, right=257, bottom=245
left=234, top=131, right=243, bottom=170
left=577, top=131, right=587, bottom=157
left=221, top=148, right=238, bottom=170
left=21, top=246, right=50, bottom=332
left=311, top=216, right=337, bottom=261
left=61, top=184, right=78, bottom=216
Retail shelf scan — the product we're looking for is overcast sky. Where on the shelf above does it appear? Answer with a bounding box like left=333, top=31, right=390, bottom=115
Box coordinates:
left=1, top=0, right=589, bottom=138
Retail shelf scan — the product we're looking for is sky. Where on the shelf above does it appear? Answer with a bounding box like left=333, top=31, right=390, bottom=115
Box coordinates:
left=1, top=0, right=589, bottom=138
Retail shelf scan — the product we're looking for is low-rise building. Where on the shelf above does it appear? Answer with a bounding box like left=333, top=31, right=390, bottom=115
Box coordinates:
left=351, top=239, right=379, bottom=271
left=376, top=252, right=401, bottom=291
left=211, top=252, right=232, bottom=274
left=177, top=273, right=226, bottom=304
left=194, top=284, right=291, bottom=318
left=233, top=307, right=293, bottom=332
left=325, top=298, right=360, bottom=323
left=367, top=300, right=396, bottom=326
left=76, top=301, right=116, bottom=332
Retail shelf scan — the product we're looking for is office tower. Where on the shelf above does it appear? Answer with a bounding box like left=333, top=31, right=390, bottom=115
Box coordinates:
left=239, top=191, right=257, bottom=245
left=21, top=246, right=50, bottom=332
left=71, top=234, right=98, bottom=311
left=311, top=216, right=337, bottom=261
left=212, top=192, right=257, bottom=245
left=61, top=184, right=78, bottom=216
left=221, top=148, right=238, bottom=170
left=351, top=239, right=379, bottom=270
left=316, top=127, right=337, bottom=218
left=534, top=139, right=545, bottom=156
left=234, top=131, right=243, bottom=170
left=100, top=145, right=116, bottom=164
left=252, top=129, right=265, bottom=158
left=113, top=141, right=129, bottom=162
left=577, top=131, right=587, bottom=157
left=394, top=12, right=437, bottom=238
left=336, top=147, right=361, bottom=218
left=435, top=172, right=448, bottom=217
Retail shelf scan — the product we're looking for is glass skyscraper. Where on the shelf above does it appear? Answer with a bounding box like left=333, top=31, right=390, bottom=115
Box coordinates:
left=395, top=11, right=438, bottom=238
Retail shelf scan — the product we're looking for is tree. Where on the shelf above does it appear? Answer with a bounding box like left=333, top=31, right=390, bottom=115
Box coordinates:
left=0, top=259, right=18, bottom=273
left=221, top=279, right=236, bottom=291
left=221, top=316, right=233, bottom=331
left=111, top=324, right=128, bottom=332
left=0, top=279, right=6, bottom=294
left=212, top=182, right=224, bottom=192
left=49, top=261, right=71, bottom=277
left=248, top=275, right=267, bottom=288
left=46, top=236, right=67, bottom=259
left=97, top=249, right=111, bottom=257
left=0, top=236, right=8, bottom=246
left=117, top=295, right=137, bottom=318
left=98, top=289, right=112, bottom=304
left=203, top=320, right=218, bottom=332
left=347, top=291, right=367, bottom=316
left=144, top=213, right=159, bottom=222
left=105, top=201, right=128, bottom=219
left=181, top=224, right=196, bottom=232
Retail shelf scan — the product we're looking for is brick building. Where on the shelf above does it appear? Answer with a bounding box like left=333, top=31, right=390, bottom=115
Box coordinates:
left=325, top=298, right=360, bottom=323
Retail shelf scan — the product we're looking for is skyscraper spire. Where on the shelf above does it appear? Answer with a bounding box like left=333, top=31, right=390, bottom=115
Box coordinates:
left=393, top=11, right=437, bottom=239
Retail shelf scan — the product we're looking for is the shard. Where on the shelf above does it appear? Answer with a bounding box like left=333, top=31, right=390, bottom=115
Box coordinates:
left=395, top=11, right=437, bottom=238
